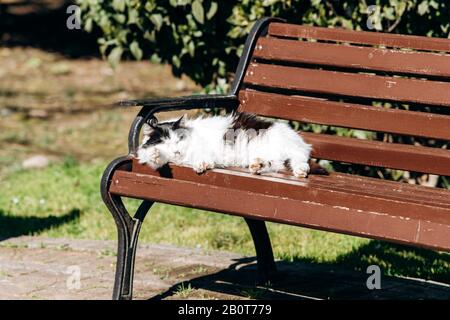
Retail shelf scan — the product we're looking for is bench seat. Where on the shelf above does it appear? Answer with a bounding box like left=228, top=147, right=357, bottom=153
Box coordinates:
left=109, top=159, right=450, bottom=253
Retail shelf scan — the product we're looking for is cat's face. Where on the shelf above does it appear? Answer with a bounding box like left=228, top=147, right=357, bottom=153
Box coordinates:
left=141, top=115, right=187, bottom=149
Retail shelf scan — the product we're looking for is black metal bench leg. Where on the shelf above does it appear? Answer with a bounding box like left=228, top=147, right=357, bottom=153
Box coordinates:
left=101, top=156, right=153, bottom=300
left=244, top=218, right=277, bottom=284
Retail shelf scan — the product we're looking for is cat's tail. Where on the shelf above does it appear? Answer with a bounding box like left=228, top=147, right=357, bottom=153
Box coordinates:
left=309, top=160, right=329, bottom=175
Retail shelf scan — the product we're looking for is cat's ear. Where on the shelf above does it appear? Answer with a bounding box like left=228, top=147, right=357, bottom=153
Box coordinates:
left=142, top=123, right=153, bottom=136
left=148, top=117, right=158, bottom=128
left=142, top=118, right=160, bottom=145
left=143, top=117, right=158, bottom=135
left=172, top=114, right=186, bottom=129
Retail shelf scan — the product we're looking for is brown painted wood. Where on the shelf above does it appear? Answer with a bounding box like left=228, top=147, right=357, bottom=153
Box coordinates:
left=132, top=160, right=450, bottom=209
left=268, top=23, right=450, bottom=52
left=244, top=63, right=450, bottom=107
left=238, top=90, right=450, bottom=140
left=301, top=132, right=450, bottom=176
left=310, top=173, right=450, bottom=208
left=110, top=169, right=450, bottom=252
left=254, top=37, right=450, bottom=78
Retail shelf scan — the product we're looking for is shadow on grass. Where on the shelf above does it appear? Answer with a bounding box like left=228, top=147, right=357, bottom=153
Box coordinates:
left=333, top=241, right=450, bottom=284
left=149, top=241, right=450, bottom=300
left=0, top=208, right=81, bottom=241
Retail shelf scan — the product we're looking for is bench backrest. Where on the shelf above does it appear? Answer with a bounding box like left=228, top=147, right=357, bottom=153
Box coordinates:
left=237, top=22, right=450, bottom=177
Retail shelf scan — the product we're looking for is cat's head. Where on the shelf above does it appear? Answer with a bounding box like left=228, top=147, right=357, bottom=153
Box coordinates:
left=141, top=115, right=187, bottom=148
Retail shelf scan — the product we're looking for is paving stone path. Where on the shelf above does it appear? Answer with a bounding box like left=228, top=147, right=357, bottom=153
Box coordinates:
left=0, top=236, right=448, bottom=300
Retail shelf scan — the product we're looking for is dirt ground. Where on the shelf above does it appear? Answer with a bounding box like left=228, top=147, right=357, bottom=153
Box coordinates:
left=0, top=45, right=199, bottom=178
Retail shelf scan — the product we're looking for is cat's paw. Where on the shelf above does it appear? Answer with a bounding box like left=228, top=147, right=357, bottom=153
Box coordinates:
left=137, top=148, right=164, bottom=169
left=137, top=148, right=150, bottom=164
left=193, top=162, right=213, bottom=174
left=293, top=162, right=310, bottom=178
left=249, top=158, right=265, bottom=175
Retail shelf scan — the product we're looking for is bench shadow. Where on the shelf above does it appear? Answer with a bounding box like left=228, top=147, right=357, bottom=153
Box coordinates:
left=0, top=208, right=81, bottom=242
left=148, top=241, right=450, bottom=300
left=333, top=241, right=450, bottom=284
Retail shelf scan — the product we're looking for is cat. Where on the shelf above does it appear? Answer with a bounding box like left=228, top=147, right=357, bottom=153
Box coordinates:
left=136, top=112, right=326, bottom=178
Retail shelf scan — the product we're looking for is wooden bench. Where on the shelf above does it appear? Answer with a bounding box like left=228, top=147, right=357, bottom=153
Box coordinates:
left=101, top=17, right=450, bottom=300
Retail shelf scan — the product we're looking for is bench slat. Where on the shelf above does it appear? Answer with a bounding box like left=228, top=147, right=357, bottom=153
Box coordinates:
left=268, top=23, right=450, bottom=52
left=132, top=160, right=450, bottom=209
left=238, top=90, right=450, bottom=140
left=254, top=37, right=450, bottom=78
left=301, top=132, right=450, bottom=176
left=110, top=168, right=450, bottom=252
left=245, top=63, right=450, bottom=107
left=309, top=173, right=450, bottom=208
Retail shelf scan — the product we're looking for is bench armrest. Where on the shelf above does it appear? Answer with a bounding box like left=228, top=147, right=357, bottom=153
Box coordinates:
left=119, top=94, right=238, bottom=109
left=125, top=94, right=239, bottom=155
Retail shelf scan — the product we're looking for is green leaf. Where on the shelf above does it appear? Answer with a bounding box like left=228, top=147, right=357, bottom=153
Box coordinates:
left=187, top=41, right=195, bottom=57
left=192, top=0, right=204, bottom=24
left=98, top=16, right=112, bottom=34
left=145, top=2, right=157, bottom=12
left=143, top=30, right=155, bottom=41
left=150, top=53, right=162, bottom=63
left=130, top=41, right=143, bottom=60
left=352, top=130, right=371, bottom=140
left=442, top=176, right=450, bottom=189
left=429, top=0, right=439, bottom=9
left=418, top=1, right=429, bottom=16
left=150, top=13, right=163, bottom=31
left=172, top=55, right=181, bottom=68
left=206, top=2, right=218, bottom=20
left=112, top=0, right=126, bottom=12
left=128, top=8, right=139, bottom=25
left=108, top=46, right=123, bottom=68
left=84, top=18, right=93, bottom=33
left=113, top=14, right=126, bottom=24
left=391, top=170, right=405, bottom=181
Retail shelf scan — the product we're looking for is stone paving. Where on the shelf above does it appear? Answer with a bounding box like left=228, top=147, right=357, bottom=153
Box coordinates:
left=0, top=236, right=449, bottom=300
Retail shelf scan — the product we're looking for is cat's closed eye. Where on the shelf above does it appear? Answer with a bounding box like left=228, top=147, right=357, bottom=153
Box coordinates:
left=178, top=132, right=186, bottom=140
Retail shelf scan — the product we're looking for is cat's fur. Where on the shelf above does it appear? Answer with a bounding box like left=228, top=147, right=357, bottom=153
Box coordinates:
left=137, top=112, right=319, bottom=178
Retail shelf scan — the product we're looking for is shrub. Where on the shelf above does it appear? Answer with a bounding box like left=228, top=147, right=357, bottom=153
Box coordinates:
left=78, top=0, right=449, bottom=92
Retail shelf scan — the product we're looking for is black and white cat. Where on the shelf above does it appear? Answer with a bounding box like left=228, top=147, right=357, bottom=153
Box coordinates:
left=137, top=112, right=319, bottom=178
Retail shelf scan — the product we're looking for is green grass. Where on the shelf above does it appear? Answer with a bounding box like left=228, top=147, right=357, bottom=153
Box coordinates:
left=1, top=160, right=449, bottom=283
left=174, top=282, right=195, bottom=298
